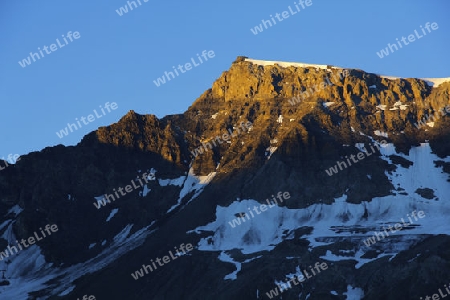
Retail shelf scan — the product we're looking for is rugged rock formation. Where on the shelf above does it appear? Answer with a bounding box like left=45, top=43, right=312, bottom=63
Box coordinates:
left=0, top=57, right=449, bottom=299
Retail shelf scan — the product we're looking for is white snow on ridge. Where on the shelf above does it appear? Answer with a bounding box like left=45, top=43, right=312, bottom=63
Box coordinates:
left=421, top=78, right=450, bottom=88
left=244, top=58, right=449, bottom=88
left=380, top=75, right=401, bottom=81
left=244, top=58, right=334, bottom=70
left=380, top=75, right=450, bottom=88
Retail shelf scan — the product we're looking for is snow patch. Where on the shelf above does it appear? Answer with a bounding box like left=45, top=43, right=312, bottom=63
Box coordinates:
left=191, top=143, right=450, bottom=261
left=265, top=146, right=278, bottom=159
left=0, top=222, right=155, bottom=299
left=167, top=168, right=216, bottom=213
left=141, top=184, right=151, bottom=197
left=421, top=78, right=450, bottom=88
left=7, top=205, right=23, bottom=216
left=374, top=130, right=388, bottom=138
left=218, top=251, right=241, bottom=280
left=158, top=176, right=185, bottom=187
left=106, top=208, right=119, bottom=222
left=343, top=285, right=365, bottom=300
left=277, top=115, right=283, bottom=124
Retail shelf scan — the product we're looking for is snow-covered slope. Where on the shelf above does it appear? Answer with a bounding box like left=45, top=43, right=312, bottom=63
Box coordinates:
left=0, top=223, right=154, bottom=299
left=0, top=166, right=216, bottom=299
left=189, top=143, right=450, bottom=282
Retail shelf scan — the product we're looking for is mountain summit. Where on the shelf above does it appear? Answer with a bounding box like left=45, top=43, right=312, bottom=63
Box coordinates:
left=0, top=57, right=449, bottom=299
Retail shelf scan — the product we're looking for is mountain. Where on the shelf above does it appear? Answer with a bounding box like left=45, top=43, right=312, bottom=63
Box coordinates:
left=1, top=57, right=450, bottom=300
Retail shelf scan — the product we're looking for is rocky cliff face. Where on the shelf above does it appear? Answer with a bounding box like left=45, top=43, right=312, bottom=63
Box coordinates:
left=0, top=58, right=449, bottom=299
left=175, top=58, right=450, bottom=205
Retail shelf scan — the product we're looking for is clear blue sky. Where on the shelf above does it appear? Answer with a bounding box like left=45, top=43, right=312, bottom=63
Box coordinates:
left=0, top=0, right=449, bottom=158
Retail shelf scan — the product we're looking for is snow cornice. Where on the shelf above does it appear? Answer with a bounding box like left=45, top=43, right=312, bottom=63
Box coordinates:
left=244, top=58, right=450, bottom=88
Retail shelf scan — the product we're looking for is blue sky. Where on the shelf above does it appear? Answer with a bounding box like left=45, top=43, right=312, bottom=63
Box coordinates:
left=0, top=0, right=449, bottom=158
